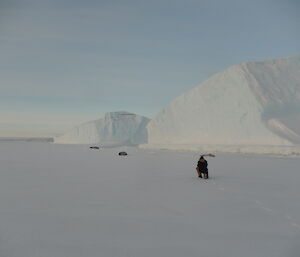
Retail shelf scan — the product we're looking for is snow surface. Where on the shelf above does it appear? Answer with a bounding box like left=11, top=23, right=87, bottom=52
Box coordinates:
left=140, top=143, right=300, bottom=156
left=1, top=141, right=300, bottom=257
left=54, top=111, right=150, bottom=145
left=147, top=55, right=300, bottom=148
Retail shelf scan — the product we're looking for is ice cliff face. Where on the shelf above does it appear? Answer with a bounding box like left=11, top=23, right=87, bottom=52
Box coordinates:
left=55, top=112, right=150, bottom=145
left=147, top=55, right=300, bottom=146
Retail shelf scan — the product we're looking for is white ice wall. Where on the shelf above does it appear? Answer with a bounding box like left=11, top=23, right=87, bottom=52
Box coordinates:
left=147, top=55, right=300, bottom=146
left=55, top=111, right=150, bottom=145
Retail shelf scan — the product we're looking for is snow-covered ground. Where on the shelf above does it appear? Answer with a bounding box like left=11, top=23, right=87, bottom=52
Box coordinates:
left=0, top=142, right=300, bottom=257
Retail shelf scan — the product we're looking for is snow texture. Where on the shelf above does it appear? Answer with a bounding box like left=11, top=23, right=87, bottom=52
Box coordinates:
left=54, top=111, right=150, bottom=145
left=146, top=55, right=300, bottom=148
left=0, top=142, right=300, bottom=257
left=140, top=143, right=300, bottom=156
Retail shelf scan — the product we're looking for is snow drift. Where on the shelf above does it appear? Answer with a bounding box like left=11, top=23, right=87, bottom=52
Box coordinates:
left=145, top=55, right=300, bottom=149
left=54, top=111, right=150, bottom=145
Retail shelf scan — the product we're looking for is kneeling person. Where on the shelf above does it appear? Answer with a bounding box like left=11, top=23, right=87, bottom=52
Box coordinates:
left=196, top=155, right=209, bottom=179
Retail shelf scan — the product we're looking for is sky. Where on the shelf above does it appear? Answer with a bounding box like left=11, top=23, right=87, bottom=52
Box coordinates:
left=0, top=0, right=300, bottom=137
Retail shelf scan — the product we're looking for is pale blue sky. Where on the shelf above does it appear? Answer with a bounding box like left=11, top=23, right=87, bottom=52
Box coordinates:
left=1, top=0, right=300, bottom=136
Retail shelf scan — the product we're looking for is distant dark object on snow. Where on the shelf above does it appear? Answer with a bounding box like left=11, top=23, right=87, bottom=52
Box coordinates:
left=90, top=146, right=100, bottom=149
left=118, top=151, right=128, bottom=156
left=201, top=153, right=215, bottom=158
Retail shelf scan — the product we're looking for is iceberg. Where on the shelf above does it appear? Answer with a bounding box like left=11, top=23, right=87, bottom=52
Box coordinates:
left=55, top=111, right=150, bottom=145
left=146, top=55, right=300, bottom=148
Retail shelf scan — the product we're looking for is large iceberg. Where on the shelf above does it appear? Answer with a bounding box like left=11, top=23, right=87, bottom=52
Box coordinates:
left=146, top=55, right=300, bottom=149
left=55, top=111, right=150, bottom=145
